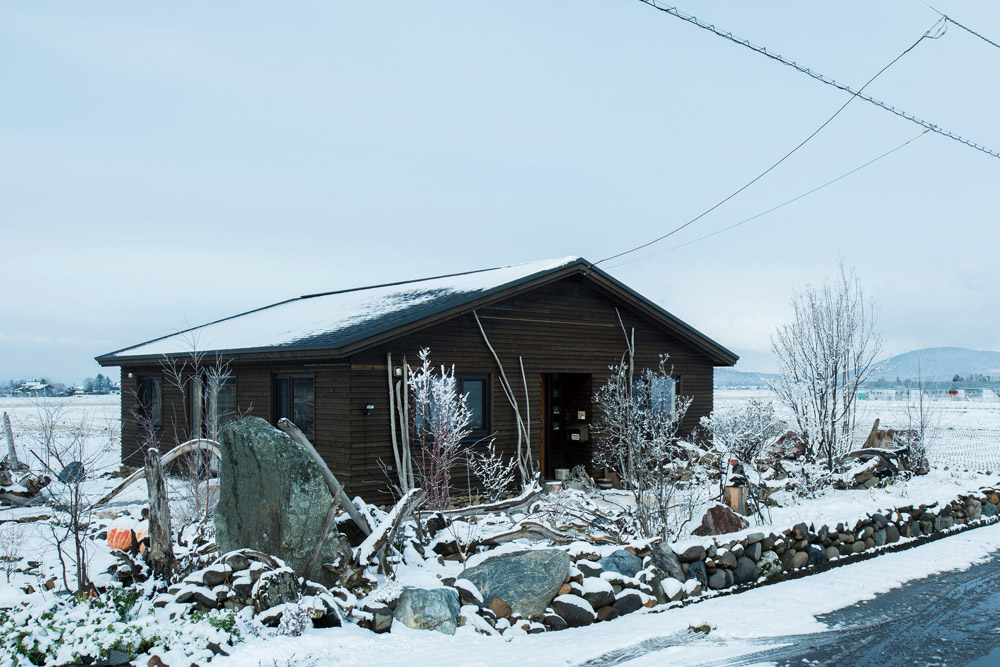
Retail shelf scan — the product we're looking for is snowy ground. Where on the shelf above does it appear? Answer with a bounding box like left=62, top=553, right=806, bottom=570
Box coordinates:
left=3, top=394, right=1000, bottom=666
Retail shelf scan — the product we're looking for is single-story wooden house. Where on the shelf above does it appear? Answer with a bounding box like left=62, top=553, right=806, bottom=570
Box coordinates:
left=97, top=257, right=737, bottom=500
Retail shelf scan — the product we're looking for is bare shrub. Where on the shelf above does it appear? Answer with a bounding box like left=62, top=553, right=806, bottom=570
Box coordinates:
left=701, top=398, right=785, bottom=463
left=467, top=440, right=516, bottom=504
left=593, top=355, right=694, bottom=540
left=409, top=348, right=472, bottom=510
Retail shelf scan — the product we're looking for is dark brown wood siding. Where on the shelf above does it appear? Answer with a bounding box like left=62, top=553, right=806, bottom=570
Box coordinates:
left=346, top=275, right=716, bottom=500
left=118, top=360, right=354, bottom=491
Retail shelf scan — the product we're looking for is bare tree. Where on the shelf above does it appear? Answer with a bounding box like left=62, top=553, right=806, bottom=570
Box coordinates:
left=770, top=262, right=885, bottom=469
left=593, top=354, right=693, bottom=540
left=29, top=402, right=111, bottom=593
left=409, top=348, right=472, bottom=511
left=902, top=352, right=936, bottom=472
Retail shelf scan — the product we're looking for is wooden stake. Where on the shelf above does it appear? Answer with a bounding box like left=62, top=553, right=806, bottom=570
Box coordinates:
left=144, top=447, right=174, bottom=577
left=3, top=412, right=19, bottom=470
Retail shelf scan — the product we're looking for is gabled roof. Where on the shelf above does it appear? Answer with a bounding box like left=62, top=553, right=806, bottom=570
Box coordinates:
left=97, top=256, right=738, bottom=367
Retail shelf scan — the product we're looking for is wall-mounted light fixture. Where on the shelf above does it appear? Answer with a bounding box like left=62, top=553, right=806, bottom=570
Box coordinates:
left=127, top=372, right=134, bottom=379
left=364, top=403, right=375, bottom=416
left=393, top=367, right=403, bottom=378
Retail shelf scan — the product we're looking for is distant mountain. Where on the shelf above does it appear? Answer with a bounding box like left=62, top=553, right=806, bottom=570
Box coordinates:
left=714, top=367, right=778, bottom=388
left=871, top=347, right=1000, bottom=382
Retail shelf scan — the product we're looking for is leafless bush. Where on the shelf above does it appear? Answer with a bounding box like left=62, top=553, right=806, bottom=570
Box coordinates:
left=409, top=348, right=472, bottom=511
left=700, top=398, right=785, bottom=463
left=467, top=440, right=516, bottom=504
left=0, top=524, right=23, bottom=582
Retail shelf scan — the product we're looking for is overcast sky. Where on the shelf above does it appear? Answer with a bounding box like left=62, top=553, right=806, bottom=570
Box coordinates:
left=3, top=1, right=998, bottom=383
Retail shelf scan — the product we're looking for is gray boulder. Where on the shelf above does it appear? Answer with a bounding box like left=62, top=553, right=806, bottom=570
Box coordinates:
left=459, top=549, right=571, bottom=618
left=649, top=543, right=686, bottom=581
left=394, top=587, right=461, bottom=635
left=252, top=567, right=299, bottom=612
left=686, top=560, right=709, bottom=588
left=215, top=417, right=341, bottom=589
left=599, top=550, right=643, bottom=578
left=550, top=594, right=596, bottom=627
left=733, top=556, right=758, bottom=585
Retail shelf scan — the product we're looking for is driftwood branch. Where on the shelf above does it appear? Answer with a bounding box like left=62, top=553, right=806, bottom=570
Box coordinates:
left=437, top=478, right=542, bottom=519
left=303, top=491, right=343, bottom=581
left=277, top=418, right=372, bottom=536
left=481, top=520, right=618, bottom=546
left=91, top=438, right=221, bottom=509
left=355, top=488, right=425, bottom=568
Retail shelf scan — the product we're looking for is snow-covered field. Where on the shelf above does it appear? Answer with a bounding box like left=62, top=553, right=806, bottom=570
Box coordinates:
left=716, top=388, right=1000, bottom=472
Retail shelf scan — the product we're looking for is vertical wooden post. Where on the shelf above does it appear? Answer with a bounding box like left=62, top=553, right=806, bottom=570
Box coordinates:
left=144, top=448, right=174, bottom=578
left=723, top=486, right=749, bottom=516
left=3, top=412, right=19, bottom=469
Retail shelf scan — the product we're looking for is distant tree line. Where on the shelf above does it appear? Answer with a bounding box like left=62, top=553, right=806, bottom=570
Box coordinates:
left=0, top=374, right=119, bottom=397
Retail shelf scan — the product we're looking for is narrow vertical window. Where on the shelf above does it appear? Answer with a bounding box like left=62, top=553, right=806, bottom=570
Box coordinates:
left=274, top=374, right=314, bottom=439
left=137, top=376, right=162, bottom=429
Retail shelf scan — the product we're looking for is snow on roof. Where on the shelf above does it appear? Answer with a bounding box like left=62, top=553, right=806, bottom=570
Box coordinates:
left=103, top=256, right=584, bottom=360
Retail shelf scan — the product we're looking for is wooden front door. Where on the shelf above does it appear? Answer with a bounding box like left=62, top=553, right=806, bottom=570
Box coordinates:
left=542, top=373, right=592, bottom=479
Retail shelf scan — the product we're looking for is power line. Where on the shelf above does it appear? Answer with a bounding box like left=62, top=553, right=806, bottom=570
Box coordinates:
left=595, top=19, right=942, bottom=265
left=606, top=130, right=926, bottom=270
left=918, top=1, right=1000, bottom=51
left=635, top=1, right=1000, bottom=161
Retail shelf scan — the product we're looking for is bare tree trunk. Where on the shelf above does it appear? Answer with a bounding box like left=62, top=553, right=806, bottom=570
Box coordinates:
left=144, top=447, right=174, bottom=578
left=3, top=413, right=19, bottom=470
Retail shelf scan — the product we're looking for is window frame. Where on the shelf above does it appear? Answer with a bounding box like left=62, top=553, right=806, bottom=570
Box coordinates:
left=458, top=373, right=491, bottom=441
left=136, top=375, right=162, bottom=430
left=273, top=373, right=315, bottom=440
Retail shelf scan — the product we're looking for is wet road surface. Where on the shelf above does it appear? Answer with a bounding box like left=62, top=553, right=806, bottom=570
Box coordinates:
left=583, top=549, right=1000, bottom=666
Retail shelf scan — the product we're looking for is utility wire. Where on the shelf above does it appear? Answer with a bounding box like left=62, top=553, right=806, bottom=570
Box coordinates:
left=634, top=1, right=1000, bottom=161
left=595, top=18, right=943, bottom=265
left=918, top=1, right=1000, bottom=51
left=606, top=129, right=927, bottom=270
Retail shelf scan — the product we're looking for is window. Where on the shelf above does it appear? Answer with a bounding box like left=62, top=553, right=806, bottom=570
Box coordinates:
left=459, top=374, right=490, bottom=438
left=634, top=374, right=677, bottom=418
left=650, top=375, right=677, bottom=418
left=189, top=375, right=239, bottom=437
left=274, top=374, right=314, bottom=440
left=136, top=376, right=162, bottom=429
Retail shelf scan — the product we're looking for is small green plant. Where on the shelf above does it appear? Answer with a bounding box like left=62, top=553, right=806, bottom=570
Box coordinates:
left=688, top=623, right=713, bottom=635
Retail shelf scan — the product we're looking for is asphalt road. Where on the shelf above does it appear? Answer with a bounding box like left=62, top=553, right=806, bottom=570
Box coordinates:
left=583, top=548, right=1000, bottom=667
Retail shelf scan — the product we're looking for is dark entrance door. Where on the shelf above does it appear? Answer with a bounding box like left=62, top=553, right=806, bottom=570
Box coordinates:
left=542, top=373, right=592, bottom=479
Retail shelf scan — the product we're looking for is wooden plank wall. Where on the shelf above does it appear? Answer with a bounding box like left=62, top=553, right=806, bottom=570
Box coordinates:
left=347, top=275, right=717, bottom=501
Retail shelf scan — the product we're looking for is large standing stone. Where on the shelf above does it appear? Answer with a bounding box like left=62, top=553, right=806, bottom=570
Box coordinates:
left=600, top=550, right=644, bottom=578
left=692, top=505, right=749, bottom=536
left=214, top=417, right=340, bottom=588
left=394, top=587, right=461, bottom=635
left=459, top=549, right=571, bottom=618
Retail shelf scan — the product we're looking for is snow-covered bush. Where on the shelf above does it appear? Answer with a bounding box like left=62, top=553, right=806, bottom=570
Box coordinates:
left=0, top=587, right=244, bottom=667
left=409, top=348, right=472, bottom=511
left=467, top=440, right=517, bottom=504
left=593, top=356, right=696, bottom=539
left=700, top=398, right=785, bottom=463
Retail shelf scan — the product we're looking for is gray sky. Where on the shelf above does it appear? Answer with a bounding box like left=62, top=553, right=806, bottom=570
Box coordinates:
left=3, top=1, right=998, bottom=382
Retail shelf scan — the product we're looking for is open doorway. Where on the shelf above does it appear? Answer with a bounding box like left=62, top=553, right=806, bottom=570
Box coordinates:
left=541, top=373, right=592, bottom=479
